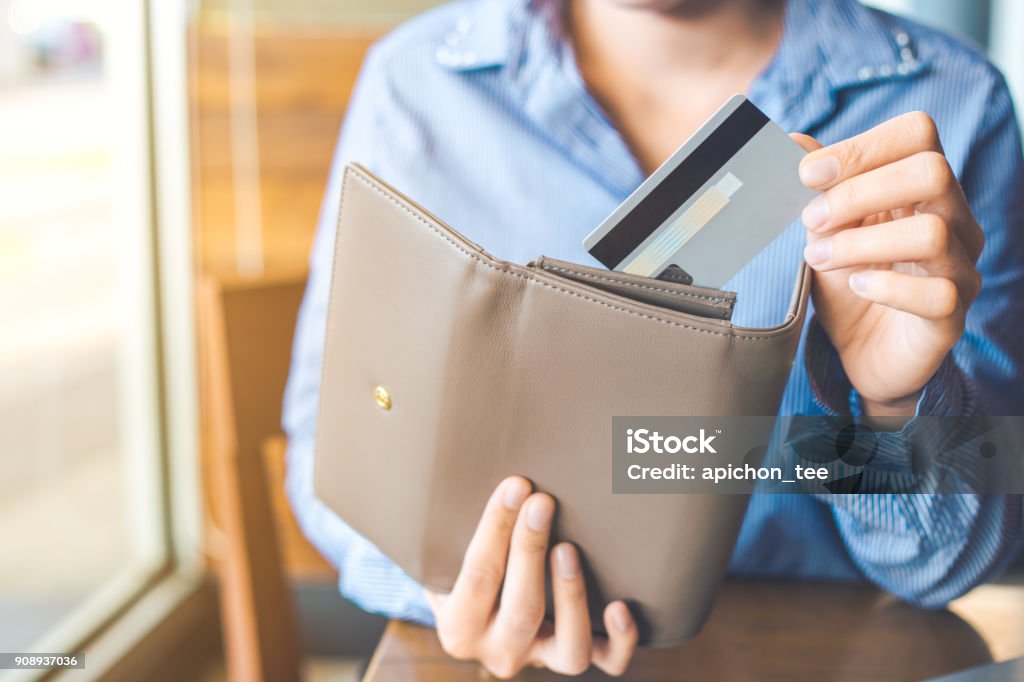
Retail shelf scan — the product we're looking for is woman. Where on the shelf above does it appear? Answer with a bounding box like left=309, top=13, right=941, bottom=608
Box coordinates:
left=284, top=0, right=1024, bottom=676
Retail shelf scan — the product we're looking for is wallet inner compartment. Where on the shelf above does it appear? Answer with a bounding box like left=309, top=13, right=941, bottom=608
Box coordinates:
left=529, top=257, right=736, bottom=321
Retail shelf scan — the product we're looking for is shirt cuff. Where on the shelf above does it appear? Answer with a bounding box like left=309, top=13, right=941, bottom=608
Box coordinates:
left=852, top=351, right=976, bottom=420
left=802, top=315, right=979, bottom=477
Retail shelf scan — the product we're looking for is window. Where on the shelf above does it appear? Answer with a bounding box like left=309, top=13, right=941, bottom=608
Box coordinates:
left=0, top=0, right=195, bottom=668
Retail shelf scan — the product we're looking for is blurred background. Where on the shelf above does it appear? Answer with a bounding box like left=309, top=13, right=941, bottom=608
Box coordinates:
left=0, top=1, right=1021, bottom=680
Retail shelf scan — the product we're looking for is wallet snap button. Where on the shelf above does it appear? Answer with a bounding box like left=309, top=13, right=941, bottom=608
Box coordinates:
left=374, top=385, right=392, bottom=410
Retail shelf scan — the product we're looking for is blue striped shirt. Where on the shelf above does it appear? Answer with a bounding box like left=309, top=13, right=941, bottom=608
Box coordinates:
left=283, top=0, right=1024, bottom=625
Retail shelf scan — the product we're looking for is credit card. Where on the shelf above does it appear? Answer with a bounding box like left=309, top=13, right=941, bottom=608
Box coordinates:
left=582, top=95, right=818, bottom=289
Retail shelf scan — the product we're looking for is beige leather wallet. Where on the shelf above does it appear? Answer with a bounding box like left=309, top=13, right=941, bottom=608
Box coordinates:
left=314, top=164, right=811, bottom=645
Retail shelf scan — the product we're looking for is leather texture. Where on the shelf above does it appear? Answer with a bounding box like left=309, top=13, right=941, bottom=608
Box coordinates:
left=314, top=164, right=811, bottom=646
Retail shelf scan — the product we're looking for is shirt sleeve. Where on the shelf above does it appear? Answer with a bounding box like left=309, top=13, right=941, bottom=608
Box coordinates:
left=802, top=73, right=1024, bottom=606
left=281, top=46, right=434, bottom=625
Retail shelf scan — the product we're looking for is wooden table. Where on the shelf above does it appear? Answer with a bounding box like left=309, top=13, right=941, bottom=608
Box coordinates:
left=362, top=579, right=1024, bottom=681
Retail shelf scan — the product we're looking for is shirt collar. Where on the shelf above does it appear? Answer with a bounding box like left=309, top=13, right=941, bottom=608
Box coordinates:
left=760, top=0, right=928, bottom=130
left=433, top=0, right=933, bottom=192
left=808, top=0, right=928, bottom=89
left=431, top=0, right=523, bottom=71
left=438, top=0, right=646, bottom=193
left=435, top=0, right=931, bottom=96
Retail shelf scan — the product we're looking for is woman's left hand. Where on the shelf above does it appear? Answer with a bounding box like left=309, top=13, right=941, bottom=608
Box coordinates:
left=792, top=112, right=984, bottom=418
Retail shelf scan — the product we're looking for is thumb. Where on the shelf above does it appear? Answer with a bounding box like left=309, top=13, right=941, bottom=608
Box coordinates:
left=424, top=589, right=448, bottom=614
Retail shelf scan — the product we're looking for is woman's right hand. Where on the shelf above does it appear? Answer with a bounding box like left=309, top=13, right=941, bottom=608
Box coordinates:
left=424, top=476, right=638, bottom=678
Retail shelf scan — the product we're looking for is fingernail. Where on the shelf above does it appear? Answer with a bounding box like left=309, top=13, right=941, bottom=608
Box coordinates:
left=526, top=495, right=553, bottom=531
left=554, top=544, right=580, bottom=579
left=802, top=194, right=830, bottom=231
left=803, top=239, right=832, bottom=266
left=849, top=272, right=869, bottom=295
left=502, top=478, right=529, bottom=511
left=613, top=604, right=631, bottom=632
left=800, top=156, right=840, bottom=187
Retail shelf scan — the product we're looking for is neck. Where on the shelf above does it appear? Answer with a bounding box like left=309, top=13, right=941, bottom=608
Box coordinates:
left=565, top=0, right=787, bottom=173
left=567, top=0, right=785, bottom=85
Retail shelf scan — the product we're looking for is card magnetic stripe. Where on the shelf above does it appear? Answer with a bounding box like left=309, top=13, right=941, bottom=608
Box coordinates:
left=588, top=99, right=769, bottom=269
left=623, top=173, right=743, bottom=277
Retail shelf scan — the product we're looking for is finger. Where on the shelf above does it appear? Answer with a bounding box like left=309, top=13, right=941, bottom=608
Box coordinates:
left=490, top=493, right=555, bottom=658
left=848, top=269, right=965, bottom=322
left=789, top=132, right=823, bottom=154
left=444, top=477, right=531, bottom=639
left=535, top=543, right=592, bottom=676
left=592, top=601, right=638, bottom=677
left=802, top=151, right=969, bottom=236
left=799, top=111, right=944, bottom=189
left=803, top=213, right=974, bottom=278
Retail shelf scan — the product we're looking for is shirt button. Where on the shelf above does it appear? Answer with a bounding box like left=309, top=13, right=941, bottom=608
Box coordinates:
left=857, top=67, right=874, bottom=80
left=896, top=32, right=910, bottom=46
left=878, top=65, right=894, bottom=77
left=435, top=46, right=455, bottom=64
left=436, top=49, right=471, bottom=67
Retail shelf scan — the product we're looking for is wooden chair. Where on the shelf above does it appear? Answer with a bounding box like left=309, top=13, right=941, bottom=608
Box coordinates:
left=202, top=271, right=334, bottom=681
left=191, top=23, right=393, bottom=682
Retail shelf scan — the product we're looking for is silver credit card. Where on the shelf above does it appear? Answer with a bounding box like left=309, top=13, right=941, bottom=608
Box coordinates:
left=583, top=95, right=818, bottom=289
